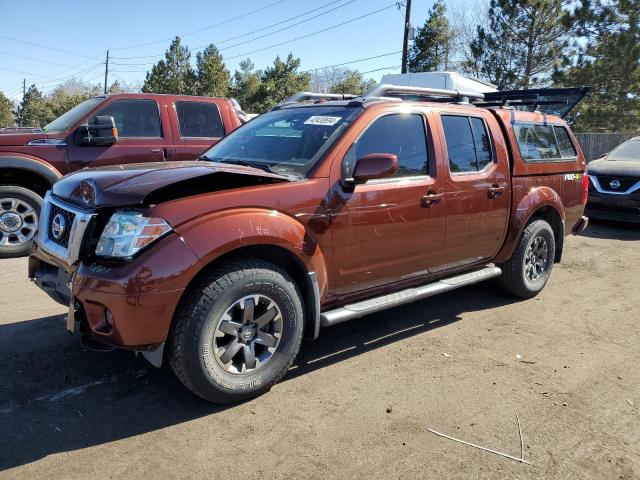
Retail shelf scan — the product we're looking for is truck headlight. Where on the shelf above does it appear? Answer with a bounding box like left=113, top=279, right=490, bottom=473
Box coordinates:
left=95, top=212, right=172, bottom=258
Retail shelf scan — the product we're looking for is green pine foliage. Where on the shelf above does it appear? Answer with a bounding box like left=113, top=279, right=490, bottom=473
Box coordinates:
left=0, top=91, right=15, bottom=127
left=408, top=0, right=453, bottom=72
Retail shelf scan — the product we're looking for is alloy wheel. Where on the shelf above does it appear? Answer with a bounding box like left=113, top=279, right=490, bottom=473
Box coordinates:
left=523, top=235, right=549, bottom=282
left=0, top=198, right=38, bottom=248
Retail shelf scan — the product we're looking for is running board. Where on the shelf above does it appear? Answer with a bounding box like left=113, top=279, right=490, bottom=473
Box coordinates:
left=320, top=266, right=502, bottom=326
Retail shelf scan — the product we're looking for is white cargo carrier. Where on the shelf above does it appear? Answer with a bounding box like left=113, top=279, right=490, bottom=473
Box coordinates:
left=380, top=72, right=498, bottom=95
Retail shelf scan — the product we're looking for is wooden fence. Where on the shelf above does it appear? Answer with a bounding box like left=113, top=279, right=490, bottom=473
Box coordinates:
left=575, top=132, right=639, bottom=162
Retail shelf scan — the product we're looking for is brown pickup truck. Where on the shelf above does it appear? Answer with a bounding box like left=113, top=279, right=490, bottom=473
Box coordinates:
left=0, top=93, right=245, bottom=258
left=29, top=84, right=589, bottom=404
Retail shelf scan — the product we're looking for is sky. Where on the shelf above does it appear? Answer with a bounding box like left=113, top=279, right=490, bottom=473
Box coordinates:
left=0, top=0, right=464, bottom=101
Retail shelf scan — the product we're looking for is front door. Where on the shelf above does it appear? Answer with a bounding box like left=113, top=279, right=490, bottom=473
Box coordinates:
left=436, top=111, right=511, bottom=266
left=329, top=110, right=446, bottom=296
left=67, top=98, right=173, bottom=171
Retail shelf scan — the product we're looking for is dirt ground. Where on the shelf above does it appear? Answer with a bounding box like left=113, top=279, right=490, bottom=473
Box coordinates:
left=1, top=220, right=639, bottom=479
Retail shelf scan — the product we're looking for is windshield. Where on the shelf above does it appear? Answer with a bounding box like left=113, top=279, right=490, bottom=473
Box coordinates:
left=201, top=105, right=362, bottom=176
left=609, top=139, right=640, bottom=161
left=43, top=97, right=105, bottom=133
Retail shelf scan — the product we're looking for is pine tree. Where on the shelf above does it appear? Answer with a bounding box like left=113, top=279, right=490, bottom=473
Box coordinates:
left=554, top=0, right=640, bottom=132
left=195, top=45, right=231, bottom=97
left=142, top=37, right=197, bottom=95
left=253, top=54, right=310, bottom=112
left=230, top=59, right=263, bottom=112
left=0, top=91, right=15, bottom=127
left=15, top=85, right=54, bottom=128
left=408, top=0, right=453, bottom=72
left=330, top=70, right=377, bottom=95
left=464, top=0, right=567, bottom=89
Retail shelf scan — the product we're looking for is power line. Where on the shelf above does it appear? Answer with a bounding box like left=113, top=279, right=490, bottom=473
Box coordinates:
left=111, top=0, right=356, bottom=62
left=302, top=51, right=403, bottom=72
left=110, top=0, right=289, bottom=51
left=224, top=2, right=400, bottom=61
left=0, top=35, right=96, bottom=59
left=0, top=49, right=75, bottom=69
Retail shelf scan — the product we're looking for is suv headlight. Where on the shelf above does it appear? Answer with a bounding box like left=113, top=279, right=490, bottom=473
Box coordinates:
left=95, top=212, right=172, bottom=258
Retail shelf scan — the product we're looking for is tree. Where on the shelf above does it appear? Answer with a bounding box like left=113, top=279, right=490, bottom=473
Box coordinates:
left=47, top=78, right=101, bottom=118
left=330, top=70, right=377, bottom=95
left=253, top=54, right=311, bottom=112
left=0, top=92, right=15, bottom=127
left=15, top=85, right=54, bottom=128
left=553, top=0, right=640, bottom=132
left=230, top=59, right=263, bottom=112
left=196, top=44, right=231, bottom=97
left=142, top=36, right=197, bottom=95
left=408, top=0, right=454, bottom=72
left=463, top=0, right=568, bottom=89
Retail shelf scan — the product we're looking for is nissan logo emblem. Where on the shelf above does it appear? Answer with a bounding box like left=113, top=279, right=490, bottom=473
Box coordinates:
left=51, top=213, right=67, bottom=240
left=609, top=180, right=621, bottom=189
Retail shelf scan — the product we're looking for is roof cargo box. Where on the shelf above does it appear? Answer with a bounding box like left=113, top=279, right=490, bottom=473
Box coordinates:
left=379, top=72, right=498, bottom=95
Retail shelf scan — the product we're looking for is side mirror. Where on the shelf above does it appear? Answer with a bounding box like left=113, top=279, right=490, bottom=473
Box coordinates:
left=350, top=153, right=398, bottom=184
left=77, top=115, right=118, bottom=146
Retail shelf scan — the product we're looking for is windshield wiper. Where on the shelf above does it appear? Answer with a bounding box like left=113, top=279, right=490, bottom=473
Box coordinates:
left=202, top=158, right=301, bottom=180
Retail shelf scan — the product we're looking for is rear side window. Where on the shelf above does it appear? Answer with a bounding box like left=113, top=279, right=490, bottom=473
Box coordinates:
left=176, top=101, right=225, bottom=138
left=95, top=99, right=162, bottom=138
left=513, top=123, right=577, bottom=161
left=354, top=114, right=429, bottom=177
left=441, top=115, right=493, bottom=173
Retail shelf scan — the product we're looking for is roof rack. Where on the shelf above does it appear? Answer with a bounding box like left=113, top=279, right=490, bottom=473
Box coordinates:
left=277, top=92, right=358, bottom=108
left=476, top=87, right=590, bottom=118
left=364, top=84, right=485, bottom=102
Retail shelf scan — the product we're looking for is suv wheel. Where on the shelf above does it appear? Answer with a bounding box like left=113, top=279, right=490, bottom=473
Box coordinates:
left=0, top=186, right=42, bottom=258
left=498, top=219, right=555, bottom=298
left=168, top=259, right=304, bottom=404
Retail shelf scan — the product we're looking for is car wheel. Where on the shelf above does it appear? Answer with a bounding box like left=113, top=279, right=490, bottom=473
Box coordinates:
left=0, top=185, right=42, bottom=258
left=498, top=219, right=555, bottom=298
left=168, top=258, right=304, bottom=404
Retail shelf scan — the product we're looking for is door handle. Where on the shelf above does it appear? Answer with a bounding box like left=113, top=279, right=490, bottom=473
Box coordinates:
left=150, top=148, right=162, bottom=153
left=421, top=191, right=443, bottom=208
left=488, top=184, right=505, bottom=198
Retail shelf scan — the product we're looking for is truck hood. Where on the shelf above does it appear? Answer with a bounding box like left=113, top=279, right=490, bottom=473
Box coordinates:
left=0, top=131, right=57, bottom=146
left=51, top=161, right=293, bottom=207
left=587, top=158, right=640, bottom=177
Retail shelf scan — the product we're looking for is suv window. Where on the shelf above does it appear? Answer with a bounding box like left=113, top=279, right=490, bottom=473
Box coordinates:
left=513, top=123, right=577, bottom=161
left=175, top=101, right=224, bottom=138
left=95, top=99, right=162, bottom=138
left=441, top=115, right=493, bottom=173
left=354, top=114, right=428, bottom=177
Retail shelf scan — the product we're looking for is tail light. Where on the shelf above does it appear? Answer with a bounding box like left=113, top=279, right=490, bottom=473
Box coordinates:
left=582, top=173, right=589, bottom=204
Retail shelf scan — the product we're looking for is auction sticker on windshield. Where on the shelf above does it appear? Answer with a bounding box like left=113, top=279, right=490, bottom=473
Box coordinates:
left=304, top=116, right=342, bottom=126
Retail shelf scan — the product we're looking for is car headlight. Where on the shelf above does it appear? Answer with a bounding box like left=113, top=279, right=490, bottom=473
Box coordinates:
left=95, top=212, right=172, bottom=258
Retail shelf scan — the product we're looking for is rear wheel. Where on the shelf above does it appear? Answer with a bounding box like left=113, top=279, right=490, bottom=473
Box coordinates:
left=498, top=219, right=555, bottom=298
left=0, top=186, right=42, bottom=258
left=168, top=259, right=304, bottom=404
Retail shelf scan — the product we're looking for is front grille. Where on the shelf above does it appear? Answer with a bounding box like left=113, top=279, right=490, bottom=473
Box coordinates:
left=595, top=175, right=639, bottom=192
left=48, top=204, right=76, bottom=248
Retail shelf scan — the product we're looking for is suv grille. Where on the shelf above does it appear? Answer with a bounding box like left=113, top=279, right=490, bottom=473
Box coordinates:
left=48, top=204, right=76, bottom=248
left=595, top=175, right=639, bottom=193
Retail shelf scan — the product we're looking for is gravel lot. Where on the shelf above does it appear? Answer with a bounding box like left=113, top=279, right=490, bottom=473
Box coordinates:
left=1, top=220, right=639, bottom=479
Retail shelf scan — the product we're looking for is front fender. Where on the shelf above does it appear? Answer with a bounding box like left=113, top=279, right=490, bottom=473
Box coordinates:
left=494, top=184, right=565, bottom=264
left=171, top=207, right=329, bottom=296
left=0, top=154, right=62, bottom=185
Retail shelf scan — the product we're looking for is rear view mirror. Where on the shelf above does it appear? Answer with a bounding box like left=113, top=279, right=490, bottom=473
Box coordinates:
left=77, top=115, right=118, bottom=146
left=350, top=153, right=398, bottom=184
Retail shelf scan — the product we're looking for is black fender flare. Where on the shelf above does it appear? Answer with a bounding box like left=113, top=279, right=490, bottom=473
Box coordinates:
left=0, top=155, right=62, bottom=187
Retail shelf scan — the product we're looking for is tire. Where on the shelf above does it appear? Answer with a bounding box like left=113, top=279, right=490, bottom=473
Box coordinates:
left=498, top=219, right=556, bottom=298
left=167, top=258, right=304, bottom=404
left=0, top=185, right=43, bottom=258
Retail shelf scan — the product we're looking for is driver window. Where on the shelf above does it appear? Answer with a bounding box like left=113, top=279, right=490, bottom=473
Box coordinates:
left=353, top=113, right=429, bottom=178
left=95, top=99, right=162, bottom=138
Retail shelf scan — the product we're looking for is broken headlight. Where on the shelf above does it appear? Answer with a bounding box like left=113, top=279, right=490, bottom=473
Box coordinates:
left=95, top=212, right=172, bottom=258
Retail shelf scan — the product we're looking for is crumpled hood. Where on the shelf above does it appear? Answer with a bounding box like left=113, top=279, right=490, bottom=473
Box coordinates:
left=51, top=161, right=291, bottom=207
left=587, top=158, right=640, bottom=177
left=0, top=131, right=52, bottom=146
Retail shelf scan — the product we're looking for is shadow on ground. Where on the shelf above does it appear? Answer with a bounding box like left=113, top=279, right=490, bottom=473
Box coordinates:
left=0, top=282, right=515, bottom=471
left=581, top=219, right=640, bottom=241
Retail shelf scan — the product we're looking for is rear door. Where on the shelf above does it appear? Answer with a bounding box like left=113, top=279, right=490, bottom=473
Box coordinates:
left=329, top=108, right=447, bottom=296
left=169, top=99, right=227, bottom=161
left=67, top=97, right=173, bottom=169
left=435, top=109, right=511, bottom=266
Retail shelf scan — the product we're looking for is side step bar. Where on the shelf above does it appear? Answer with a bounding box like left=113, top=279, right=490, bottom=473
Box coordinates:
left=320, top=265, right=502, bottom=327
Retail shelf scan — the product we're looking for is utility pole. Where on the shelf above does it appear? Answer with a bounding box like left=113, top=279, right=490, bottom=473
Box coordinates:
left=20, top=79, right=26, bottom=126
left=104, top=50, right=109, bottom=94
left=401, top=0, right=412, bottom=74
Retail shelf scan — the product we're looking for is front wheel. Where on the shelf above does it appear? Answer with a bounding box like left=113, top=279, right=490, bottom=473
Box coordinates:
left=0, top=185, right=42, bottom=258
left=498, top=219, right=556, bottom=298
left=168, top=259, right=304, bottom=404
